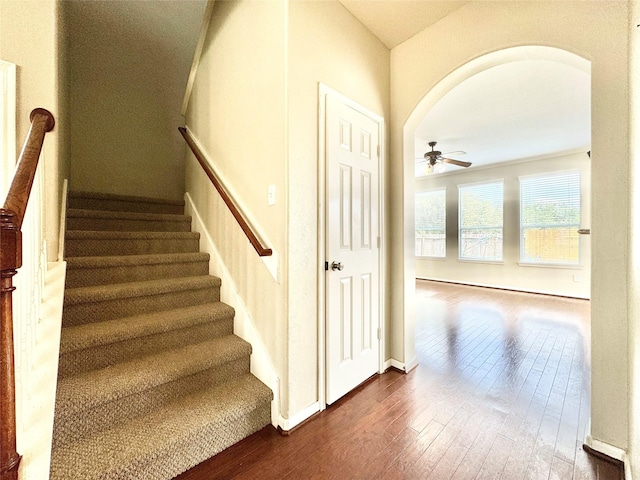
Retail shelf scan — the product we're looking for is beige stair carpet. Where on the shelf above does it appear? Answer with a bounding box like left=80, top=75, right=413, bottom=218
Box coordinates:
left=50, top=192, right=272, bottom=480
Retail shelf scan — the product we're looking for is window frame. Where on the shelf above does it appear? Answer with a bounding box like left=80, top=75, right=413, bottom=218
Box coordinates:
left=415, top=187, right=447, bottom=259
left=519, top=170, right=582, bottom=267
left=457, top=179, right=504, bottom=263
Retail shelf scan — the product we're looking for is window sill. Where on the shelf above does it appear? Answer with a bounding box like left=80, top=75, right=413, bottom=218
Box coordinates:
left=518, top=262, right=583, bottom=270
left=457, top=258, right=504, bottom=265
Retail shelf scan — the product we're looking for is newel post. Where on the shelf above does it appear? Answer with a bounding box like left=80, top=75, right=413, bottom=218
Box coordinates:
left=0, top=107, right=54, bottom=480
left=0, top=209, right=22, bottom=480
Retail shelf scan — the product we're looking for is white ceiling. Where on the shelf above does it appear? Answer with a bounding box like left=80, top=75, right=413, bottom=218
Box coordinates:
left=337, top=0, right=467, bottom=49
left=335, top=1, right=591, bottom=177
left=414, top=60, right=591, bottom=176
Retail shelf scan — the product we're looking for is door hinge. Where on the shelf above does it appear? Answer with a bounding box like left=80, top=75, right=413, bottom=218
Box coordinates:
left=377, top=328, right=381, bottom=340
left=325, top=261, right=329, bottom=271
left=377, top=145, right=380, bottom=157
left=377, top=237, right=380, bottom=248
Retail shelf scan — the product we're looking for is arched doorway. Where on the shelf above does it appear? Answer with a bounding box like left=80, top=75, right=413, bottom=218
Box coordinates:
left=402, top=45, right=592, bottom=363
left=401, top=49, right=604, bottom=472
left=389, top=2, right=631, bottom=468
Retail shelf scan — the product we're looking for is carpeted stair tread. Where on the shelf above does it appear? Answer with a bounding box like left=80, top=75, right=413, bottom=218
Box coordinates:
left=65, top=252, right=210, bottom=288
left=69, top=191, right=185, bottom=206
left=67, top=208, right=191, bottom=223
left=54, top=191, right=273, bottom=478
left=62, top=275, right=222, bottom=327
left=66, top=230, right=199, bottom=241
left=63, top=275, right=221, bottom=306
left=60, top=302, right=235, bottom=354
left=65, top=230, right=200, bottom=257
left=56, top=335, right=251, bottom=417
left=67, top=208, right=192, bottom=232
left=66, top=252, right=210, bottom=269
left=50, top=374, right=272, bottom=480
left=68, top=191, right=185, bottom=215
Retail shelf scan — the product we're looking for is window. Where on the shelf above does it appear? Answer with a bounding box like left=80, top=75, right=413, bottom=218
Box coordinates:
left=415, top=189, right=446, bottom=257
left=458, top=181, right=503, bottom=261
left=520, top=171, right=581, bottom=265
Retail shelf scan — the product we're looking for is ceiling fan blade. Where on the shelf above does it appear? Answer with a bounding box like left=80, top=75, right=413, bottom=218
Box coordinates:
left=442, top=157, right=472, bottom=168
left=443, top=150, right=467, bottom=156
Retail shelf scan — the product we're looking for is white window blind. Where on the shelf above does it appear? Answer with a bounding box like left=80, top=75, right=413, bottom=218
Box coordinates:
left=520, top=171, right=581, bottom=265
left=458, top=181, right=503, bottom=261
left=415, top=189, right=446, bottom=257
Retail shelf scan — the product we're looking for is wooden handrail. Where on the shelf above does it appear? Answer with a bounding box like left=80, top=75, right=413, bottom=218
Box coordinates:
left=1, top=108, right=55, bottom=480
left=179, top=127, right=272, bottom=257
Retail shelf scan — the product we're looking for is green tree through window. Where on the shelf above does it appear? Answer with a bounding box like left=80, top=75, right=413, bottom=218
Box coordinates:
left=520, top=171, right=581, bottom=264
left=459, top=181, right=503, bottom=261
left=415, top=189, right=446, bottom=257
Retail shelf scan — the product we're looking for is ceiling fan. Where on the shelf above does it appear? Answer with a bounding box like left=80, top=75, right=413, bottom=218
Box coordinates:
left=417, top=141, right=472, bottom=174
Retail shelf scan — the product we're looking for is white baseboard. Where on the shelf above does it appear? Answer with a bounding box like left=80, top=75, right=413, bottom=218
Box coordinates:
left=384, top=358, right=405, bottom=371
left=278, top=402, right=320, bottom=432
left=384, top=357, right=418, bottom=373
left=585, top=435, right=630, bottom=478
left=184, top=193, right=281, bottom=427
left=416, top=276, right=590, bottom=300
left=585, top=435, right=626, bottom=462
left=183, top=129, right=278, bottom=282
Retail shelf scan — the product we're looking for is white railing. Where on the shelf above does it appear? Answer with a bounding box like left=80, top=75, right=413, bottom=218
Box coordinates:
left=12, top=161, right=46, bottom=451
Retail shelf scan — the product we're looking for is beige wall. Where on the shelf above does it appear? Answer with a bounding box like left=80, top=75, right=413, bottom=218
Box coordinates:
left=286, top=0, right=389, bottom=415
left=64, top=0, right=204, bottom=201
left=415, top=153, right=591, bottom=299
left=185, top=0, right=290, bottom=413
left=391, top=0, right=629, bottom=452
left=629, top=1, right=640, bottom=477
left=0, top=2, right=64, bottom=478
left=0, top=0, right=62, bottom=260
left=185, top=0, right=389, bottom=420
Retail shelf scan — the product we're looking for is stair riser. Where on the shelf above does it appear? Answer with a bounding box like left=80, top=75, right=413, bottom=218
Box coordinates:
left=59, top=317, right=234, bottom=377
left=65, top=237, right=200, bottom=257
left=65, top=260, right=209, bottom=288
left=67, top=217, right=191, bottom=232
left=68, top=197, right=184, bottom=215
left=53, top=356, right=251, bottom=448
left=53, top=193, right=274, bottom=480
left=133, top=403, right=272, bottom=480
left=62, top=287, right=220, bottom=327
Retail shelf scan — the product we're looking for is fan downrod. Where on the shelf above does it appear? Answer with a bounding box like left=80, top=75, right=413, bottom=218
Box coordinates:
left=426, top=141, right=441, bottom=159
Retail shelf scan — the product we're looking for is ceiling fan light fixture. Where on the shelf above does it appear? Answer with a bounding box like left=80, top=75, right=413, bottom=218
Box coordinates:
left=425, top=161, right=446, bottom=175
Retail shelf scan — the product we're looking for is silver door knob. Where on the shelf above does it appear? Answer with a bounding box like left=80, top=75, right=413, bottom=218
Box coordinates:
left=577, top=229, right=591, bottom=235
left=331, top=261, right=344, bottom=271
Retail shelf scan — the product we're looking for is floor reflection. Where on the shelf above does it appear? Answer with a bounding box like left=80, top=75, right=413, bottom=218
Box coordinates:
left=415, top=279, right=590, bottom=412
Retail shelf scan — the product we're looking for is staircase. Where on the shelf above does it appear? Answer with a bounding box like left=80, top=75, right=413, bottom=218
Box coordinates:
left=50, top=191, right=273, bottom=480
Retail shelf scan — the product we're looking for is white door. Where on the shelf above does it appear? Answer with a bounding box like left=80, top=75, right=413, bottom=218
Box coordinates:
left=325, top=93, right=380, bottom=405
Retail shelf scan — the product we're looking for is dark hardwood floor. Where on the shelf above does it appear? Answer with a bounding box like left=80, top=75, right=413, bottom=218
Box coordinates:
left=175, top=280, right=623, bottom=479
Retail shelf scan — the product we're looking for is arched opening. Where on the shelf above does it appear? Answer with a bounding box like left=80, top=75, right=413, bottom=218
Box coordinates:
left=402, top=46, right=596, bottom=474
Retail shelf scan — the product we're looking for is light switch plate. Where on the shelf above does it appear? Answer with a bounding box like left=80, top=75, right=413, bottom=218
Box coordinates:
left=268, top=184, right=276, bottom=205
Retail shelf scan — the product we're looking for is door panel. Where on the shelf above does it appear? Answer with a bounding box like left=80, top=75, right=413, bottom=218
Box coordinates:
left=326, top=94, right=380, bottom=405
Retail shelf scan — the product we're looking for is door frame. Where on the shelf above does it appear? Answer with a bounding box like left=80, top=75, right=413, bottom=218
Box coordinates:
left=317, top=83, right=386, bottom=411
